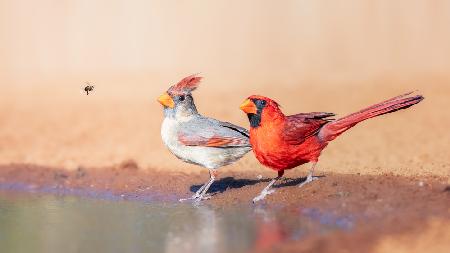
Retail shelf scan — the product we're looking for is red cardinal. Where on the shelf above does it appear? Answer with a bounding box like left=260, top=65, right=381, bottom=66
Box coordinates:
left=239, top=92, right=424, bottom=202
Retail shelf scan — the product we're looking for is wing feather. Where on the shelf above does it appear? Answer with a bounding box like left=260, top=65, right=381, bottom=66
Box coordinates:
left=177, top=117, right=250, bottom=148
left=283, top=112, right=334, bottom=145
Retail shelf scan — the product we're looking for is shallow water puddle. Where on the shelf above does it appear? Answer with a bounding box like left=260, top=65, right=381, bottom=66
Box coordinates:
left=0, top=191, right=353, bottom=253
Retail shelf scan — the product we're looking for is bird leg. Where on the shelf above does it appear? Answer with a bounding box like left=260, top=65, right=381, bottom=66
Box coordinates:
left=179, top=178, right=208, bottom=202
left=195, top=169, right=218, bottom=201
left=298, top=162, right=319, bottom=187
left=179, top=169, right=217, bottom=202
left=252, top=170, right=284, bottom=203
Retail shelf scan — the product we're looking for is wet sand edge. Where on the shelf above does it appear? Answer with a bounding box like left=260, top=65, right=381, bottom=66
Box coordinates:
left=0, top=163, right=449, bottom=253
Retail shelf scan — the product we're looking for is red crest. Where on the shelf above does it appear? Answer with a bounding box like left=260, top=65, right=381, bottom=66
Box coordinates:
left=168, top=74, right=202, bottom=94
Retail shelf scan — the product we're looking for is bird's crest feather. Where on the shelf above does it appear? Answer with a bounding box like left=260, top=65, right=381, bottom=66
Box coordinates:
left=168, top=74, right=202, bottom=94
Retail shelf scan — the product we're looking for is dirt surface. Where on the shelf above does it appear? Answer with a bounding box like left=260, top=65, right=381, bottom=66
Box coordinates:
left=0, top=163, right=448, bottom=253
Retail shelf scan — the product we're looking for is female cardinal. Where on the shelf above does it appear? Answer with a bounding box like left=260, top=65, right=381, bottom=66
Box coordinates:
left=240, top=92, right=424, bottom=202
left=158, top=74, right=251, bottom=201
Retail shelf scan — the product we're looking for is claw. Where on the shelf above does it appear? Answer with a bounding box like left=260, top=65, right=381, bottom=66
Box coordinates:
left=252, top=176, right=280, bottom=203
left=179, top=193, right=201, bottom=202
left=298, top=175, right=319, bottom=188
left=179, top=196, right=195, bottom=202
left=198, top=193, right=212, bottom=200
left=252, top=189, right=276, bottom=203
left=179, top=193, right=212, bottom=202
left=180, top=170, right=216, bottom=203
left=194, top=194, right=211, bottom=203
left=266, top=189, right=275, bottom=195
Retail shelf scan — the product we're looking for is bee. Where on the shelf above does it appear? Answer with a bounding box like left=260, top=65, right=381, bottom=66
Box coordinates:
left=84, top=82, right=95, bottom=95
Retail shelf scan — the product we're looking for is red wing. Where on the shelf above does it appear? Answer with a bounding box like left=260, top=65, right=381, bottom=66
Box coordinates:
left=178, top=134, right=249, bottom=148
left=291, top=112, right=335, bottom=119
left=283, top=112, right=334, bottom=145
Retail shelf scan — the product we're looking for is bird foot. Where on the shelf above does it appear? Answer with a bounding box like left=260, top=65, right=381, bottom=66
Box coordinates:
left=179, top=193, right=199, bottom=202
left=298, top=175, right=319, bottom=188
left=179, top=193, right=212, bottom=202
left=193, top=194, right=212, bottom=203
left=178, top=197, right=193, bottom=202
left=252, top=189, right=275, bottom=203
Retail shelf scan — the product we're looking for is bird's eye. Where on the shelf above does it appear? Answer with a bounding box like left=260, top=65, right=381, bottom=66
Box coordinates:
left=178, top=95, right=185, bottom=101
left=257, top=100, right=267, bottom=107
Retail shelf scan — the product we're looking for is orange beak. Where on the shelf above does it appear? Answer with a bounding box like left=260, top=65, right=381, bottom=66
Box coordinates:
left=240, top=99, right=257, bottom=114
left=157, top=92, right=175, bottom=108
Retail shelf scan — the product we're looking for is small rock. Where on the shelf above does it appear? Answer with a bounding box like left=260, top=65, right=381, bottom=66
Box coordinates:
left=257, top=175, right=263, bottom=180
left=119, top=159, right=139, bottom=170
left=76, top=167, right=86, bottom=178
left=54, top=171, right=68, bottom=180
left=443, top=186, right=450, bottom=192
left=418, top=181, right=424, bottom=187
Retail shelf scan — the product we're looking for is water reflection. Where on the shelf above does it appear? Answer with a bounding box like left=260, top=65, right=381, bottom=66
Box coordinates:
left=166, top=206, right=219, bottom=253
left=252, top=206, right=288, bottom=251
left=0, top=191, right=354, bottom=253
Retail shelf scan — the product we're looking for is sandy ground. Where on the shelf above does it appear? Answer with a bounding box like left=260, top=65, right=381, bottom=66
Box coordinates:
left=0, top=76, right=449, bottom=252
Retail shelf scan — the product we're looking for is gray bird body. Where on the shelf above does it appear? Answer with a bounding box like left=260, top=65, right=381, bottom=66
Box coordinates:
left=161, top=108, right=251, bottom=170
left=157, top=75, right=251, bottom=201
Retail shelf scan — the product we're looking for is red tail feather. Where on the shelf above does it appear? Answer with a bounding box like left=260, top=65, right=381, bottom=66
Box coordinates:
left=319, top=92, right=424, bottom=142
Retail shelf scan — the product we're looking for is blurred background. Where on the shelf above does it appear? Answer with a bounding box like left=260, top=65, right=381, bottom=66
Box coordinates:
left=0, top=0, right=449, bottom=175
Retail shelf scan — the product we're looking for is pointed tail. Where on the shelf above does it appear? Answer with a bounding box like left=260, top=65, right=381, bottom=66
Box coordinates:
left=319, top=92, right=424, bottom=142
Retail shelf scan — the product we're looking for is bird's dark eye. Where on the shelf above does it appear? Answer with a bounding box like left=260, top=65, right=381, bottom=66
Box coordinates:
left=251, top=99, right=267, bottom=109
left=178, top=95, right=185, bottom=101
left=254, top=99, right=266, bottom=108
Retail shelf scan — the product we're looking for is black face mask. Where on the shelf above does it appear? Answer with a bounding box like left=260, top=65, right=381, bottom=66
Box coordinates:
left=247, top=99, right=267, bottom=128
